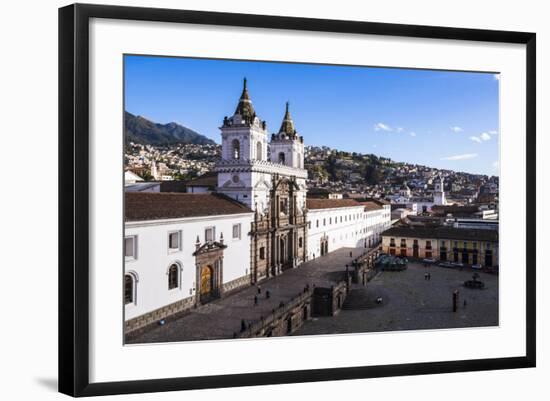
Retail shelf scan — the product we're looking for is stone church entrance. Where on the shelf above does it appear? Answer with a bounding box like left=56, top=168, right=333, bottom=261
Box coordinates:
left=193, top=240, right=227, bottom=306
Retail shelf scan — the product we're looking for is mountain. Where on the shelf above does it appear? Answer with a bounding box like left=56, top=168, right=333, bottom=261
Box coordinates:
left=125, top=111, right=216, bottom=146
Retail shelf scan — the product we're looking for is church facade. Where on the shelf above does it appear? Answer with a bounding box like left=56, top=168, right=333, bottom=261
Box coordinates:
left=124, top=79, right=391, bottom=335
left=215, top=79, right=308, bottom=282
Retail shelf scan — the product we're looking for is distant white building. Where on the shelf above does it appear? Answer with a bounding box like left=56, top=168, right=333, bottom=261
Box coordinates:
left=124, top=170, right=144, bottom=185
left=433, top=175, right=447, bottom=206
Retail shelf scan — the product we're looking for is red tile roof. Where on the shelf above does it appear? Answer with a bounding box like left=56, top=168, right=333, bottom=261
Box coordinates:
left=306, top=198, right=362, bottom=210
left=125, top=192, right=252, bottom=221
left=361, top=201, right=383, bottom=211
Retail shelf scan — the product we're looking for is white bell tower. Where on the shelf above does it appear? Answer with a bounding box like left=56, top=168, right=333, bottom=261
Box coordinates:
left=216, top=78, right=271, bottom=212
left=219, top=78, right=268, bottom=162
left=269, top=102, right=305, bottom=169
left=434, top=175, right=447, bottom=205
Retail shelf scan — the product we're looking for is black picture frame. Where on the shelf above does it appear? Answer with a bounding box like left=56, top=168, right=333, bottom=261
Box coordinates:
left=59, top=3, right=536, bottom=397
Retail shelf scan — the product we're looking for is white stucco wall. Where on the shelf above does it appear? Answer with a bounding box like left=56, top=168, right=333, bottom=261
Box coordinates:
left=306, top=204, right=391, bottom=260
left=124, top=212, right=253, bottom=321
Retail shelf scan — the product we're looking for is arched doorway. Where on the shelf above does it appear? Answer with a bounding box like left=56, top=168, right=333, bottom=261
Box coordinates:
left=200, top=265, right=214, bottom=298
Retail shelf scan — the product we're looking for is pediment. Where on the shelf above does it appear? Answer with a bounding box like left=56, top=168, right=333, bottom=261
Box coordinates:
left=254, top=179, right=271, bottom=190
left=193, top=241, right=227, bottom=256
left=222, top=179, right=245, bottom=188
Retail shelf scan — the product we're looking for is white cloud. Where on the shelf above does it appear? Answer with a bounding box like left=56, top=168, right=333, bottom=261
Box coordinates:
left=450, top=126, right=463, bottom=133
left=470, top=132, right=492, bottom=143
left=396, top=127, right=404, bottom=133
left=470, top=136, right=482, bottom=143
left=488, top=130, right=498, bottom=135
left=409, top=132, right=416, bottom=137
left=374, top=123, right=392, bottom=132
left=480, top=132, right=491, bottom=141
left=441, top=153, right=478, bottom=161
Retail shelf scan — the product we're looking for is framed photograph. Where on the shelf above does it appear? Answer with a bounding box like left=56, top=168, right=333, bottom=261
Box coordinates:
left=59, top=3, right=536, bottom=397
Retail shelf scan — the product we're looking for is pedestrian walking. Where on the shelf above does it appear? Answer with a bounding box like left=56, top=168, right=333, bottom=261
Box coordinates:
left=350, top=251, right=353, bottom=258
left=254, top=295, right=258, bottom=306
left=257, top=285, right=262, bottom=294
left=424, top=272, right=428, bottom=280
left=266, top=290, right=271, bottom=299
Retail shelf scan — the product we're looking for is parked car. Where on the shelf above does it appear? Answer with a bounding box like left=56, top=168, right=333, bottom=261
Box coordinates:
left=438, top=261, right=454, bottom=268
left=451, top=262, right=464, bottom=268
left=471, top=264, right=483, bottom=270
left=422, top=258, right=436, bottom=265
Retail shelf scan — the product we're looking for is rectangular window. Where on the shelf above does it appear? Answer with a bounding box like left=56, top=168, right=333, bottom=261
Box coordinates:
left=232, top=223, right=241, bottom=239
left=205, top=227, right=215, bottom=242
left=259, top=247, right=265, bottom=260
left=168, top=231, right=180, bottom=251
left=316, top=220, right=319, bottom=228
left=125, top=236, right=136, bottom=259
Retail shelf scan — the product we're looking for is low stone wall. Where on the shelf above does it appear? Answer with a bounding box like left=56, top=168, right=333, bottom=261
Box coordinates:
left=223, top=275, right=251, bottom=294
left=125, top=295, right=195, bottom=335
left=235, top=290, right=313, bottom=338
left=236, top=281, right=348, bottom=339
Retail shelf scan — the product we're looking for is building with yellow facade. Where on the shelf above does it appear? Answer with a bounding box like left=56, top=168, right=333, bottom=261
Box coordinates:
left=381, top=226, right=498, bottom=268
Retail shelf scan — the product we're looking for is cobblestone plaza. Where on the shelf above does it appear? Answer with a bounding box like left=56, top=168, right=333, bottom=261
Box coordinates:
left=127, top=247, right=498, bottom=344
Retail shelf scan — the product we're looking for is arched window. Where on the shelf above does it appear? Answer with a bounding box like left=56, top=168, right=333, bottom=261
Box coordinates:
left=232, top=139, right=240, bottom=160
left=256, top=141, right=262, bottom=160
left=125, top=273, right=136, bottom=305
left=168, top=264, right=179, bottom=290
left=278, top=152, right=285, bottom=164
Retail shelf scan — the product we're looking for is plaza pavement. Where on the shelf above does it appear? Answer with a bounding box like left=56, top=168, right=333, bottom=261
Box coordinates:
left=127, top=249, right=499, bottom=344
left=293, top=262, right=499, bottom=336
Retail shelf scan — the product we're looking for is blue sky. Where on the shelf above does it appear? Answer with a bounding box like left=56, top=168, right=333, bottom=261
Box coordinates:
left=125, top=55, right=499, bottom=176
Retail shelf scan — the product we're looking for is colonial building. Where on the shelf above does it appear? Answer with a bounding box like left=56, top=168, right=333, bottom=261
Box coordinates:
left=124, top=79, right=392, bottom=335
left=306, top=199, right=390, bottom=259
left=124, top=192, right=254, bottom=333
left=381, top=226, right=499, bottom=267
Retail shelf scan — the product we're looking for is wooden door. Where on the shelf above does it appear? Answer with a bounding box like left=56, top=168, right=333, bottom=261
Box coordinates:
left=200, top=265, right=213, bottom=296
